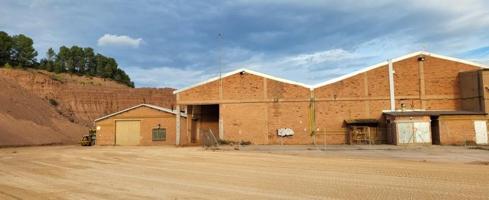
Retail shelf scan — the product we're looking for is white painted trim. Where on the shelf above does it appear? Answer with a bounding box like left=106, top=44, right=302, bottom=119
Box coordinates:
left=173, top=68, right=312, bottom=94
left=382, top=109, right=426, bottom=113
left=173, top=51, right=489, bottom=94
left=312, top=51, right=423, bottom=88
left=388, top=60, right=395, bottom=111
left=428, top=52, right=489, bottom=69
left=312, top=51, right=489, bottom=88
left=94, top=104, right=186, bottom=122
left=175, top=105, right=181, bottom=145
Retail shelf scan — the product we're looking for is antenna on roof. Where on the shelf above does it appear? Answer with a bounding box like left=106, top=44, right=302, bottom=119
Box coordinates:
left=218, top=33, right=223, bottom=81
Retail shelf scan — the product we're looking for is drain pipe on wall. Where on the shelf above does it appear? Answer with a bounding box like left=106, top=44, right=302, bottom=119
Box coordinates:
left=388, top=59, right=396, bottom=111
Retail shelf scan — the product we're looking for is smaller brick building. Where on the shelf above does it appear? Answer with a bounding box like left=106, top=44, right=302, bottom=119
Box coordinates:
left=384, top=111, right=487, bottom=145
left=95, top=104, right=187, bottom=146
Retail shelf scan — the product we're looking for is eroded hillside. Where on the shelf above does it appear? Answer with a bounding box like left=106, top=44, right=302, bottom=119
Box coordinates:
left=0, top=75, right=86, bottom=146
left=0, top=68, right=176, bottom=127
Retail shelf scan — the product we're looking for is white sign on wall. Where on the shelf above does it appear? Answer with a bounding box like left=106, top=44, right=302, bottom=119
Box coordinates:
left=277, top=128, right=294, bottom=137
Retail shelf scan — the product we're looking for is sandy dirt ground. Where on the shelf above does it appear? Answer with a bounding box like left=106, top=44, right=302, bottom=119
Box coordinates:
left=0, top=145, right=488, bottom=200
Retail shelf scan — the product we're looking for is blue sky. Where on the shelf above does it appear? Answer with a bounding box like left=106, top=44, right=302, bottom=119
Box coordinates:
left=1, top=0, right=489, bottom=88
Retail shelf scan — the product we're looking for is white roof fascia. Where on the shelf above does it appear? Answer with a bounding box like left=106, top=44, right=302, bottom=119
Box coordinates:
left=173, top=51, right=489, bottom=93
left=94, top=104, right=186, bottom=122
left=312, top=51, right=424, bottom=89
left=173, top=68, right=312, bottom=94
left=426, top=52, right=489, bottom=69
left=243, top=69, right=312, bottom=88
left=312, top=51, right=489, bottom=89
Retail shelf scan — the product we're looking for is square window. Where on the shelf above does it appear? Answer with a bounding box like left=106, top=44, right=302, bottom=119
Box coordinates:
left=152, top=128, right=166, bottom=141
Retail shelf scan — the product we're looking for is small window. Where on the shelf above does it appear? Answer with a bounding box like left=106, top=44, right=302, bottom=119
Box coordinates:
left=152, top=128, right=166, bottom=141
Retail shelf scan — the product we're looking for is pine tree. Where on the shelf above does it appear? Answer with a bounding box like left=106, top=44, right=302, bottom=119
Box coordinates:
left=38, top=45, right=135, bottom=87
left=0, top=31, right=12, bottom=66
left=83, top=47, right=96, bottom=75
left=10, top=34, right=37, bottom=68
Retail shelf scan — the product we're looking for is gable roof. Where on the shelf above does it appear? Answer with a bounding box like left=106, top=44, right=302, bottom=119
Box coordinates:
left=312, top=51, right=488, bottom=89
left=173, top=68, right=312, bottom=94
left=94, top=104, right=186, bottom=122
left=173, top=51, right=488, bottom=94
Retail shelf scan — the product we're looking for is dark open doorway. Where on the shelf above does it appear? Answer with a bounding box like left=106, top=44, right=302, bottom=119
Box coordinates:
left=430, top=116, right=440, bottom=145
left=188, top=104, right=220, bottom=144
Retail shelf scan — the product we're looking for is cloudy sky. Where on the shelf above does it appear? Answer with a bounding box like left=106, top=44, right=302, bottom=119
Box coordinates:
left=1, top=0, right=489, bottom=88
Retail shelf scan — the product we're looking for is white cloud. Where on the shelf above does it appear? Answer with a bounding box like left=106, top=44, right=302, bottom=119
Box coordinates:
left=277, top=49, right=357, bottom=66
left=218, top=48, right=367, bottom=86
left=97, top=34, right=143, bottom=48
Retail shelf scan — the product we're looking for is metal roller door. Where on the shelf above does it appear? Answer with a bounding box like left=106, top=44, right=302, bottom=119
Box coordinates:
left=116, top=120, right=141, bottom=145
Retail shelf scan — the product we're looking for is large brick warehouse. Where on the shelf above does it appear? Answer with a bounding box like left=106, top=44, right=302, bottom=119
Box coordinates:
left=173, top=51, right=489, bottom=146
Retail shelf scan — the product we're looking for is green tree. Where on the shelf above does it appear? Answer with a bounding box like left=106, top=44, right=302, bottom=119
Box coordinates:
left=56, top=46, right=71, bottom=72
left=37, top=44, right=135, bottom=87
left=83, top=47, right=96, bottom=75
left=0, top=32, right=134, bottom=87
left=103, top=57, right=117, bottom=78
left=70, top=46, right=84, bottom=73
left=47, top=48, right=56, bottom=62
left=39, top=48, right=56, bottom=71
left=0, top=31, right=12, bottom=66
left=95, top=54, right=107, bottom=77
left=113, top=68, right=134, bottom=87
left=10, top=34, right=38, bottom=67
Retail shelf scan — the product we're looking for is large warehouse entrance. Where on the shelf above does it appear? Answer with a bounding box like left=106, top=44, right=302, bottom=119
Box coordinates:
left=187, top=104, right=220, bottom=144
left=115, top=120, right=141, bottom=145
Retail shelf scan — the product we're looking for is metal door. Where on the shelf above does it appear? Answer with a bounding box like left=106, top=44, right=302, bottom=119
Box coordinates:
left=414, top=122, right=431, bottom=143
left=397, top=123, right=414, bottom=144
left=116, top=120, right=141, bottom=145
left=474, top=120, right=488, bottom=145
left=397, top=122, right=431, bottom=144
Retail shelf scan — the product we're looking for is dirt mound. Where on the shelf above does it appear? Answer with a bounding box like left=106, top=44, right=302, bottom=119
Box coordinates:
left=0, top=68, right=176, bottom=127
left=0, top=75, right=86, bottom=147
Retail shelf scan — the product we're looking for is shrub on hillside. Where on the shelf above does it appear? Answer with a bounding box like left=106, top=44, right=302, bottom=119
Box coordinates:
left=48, top=99, right=58, bottom=106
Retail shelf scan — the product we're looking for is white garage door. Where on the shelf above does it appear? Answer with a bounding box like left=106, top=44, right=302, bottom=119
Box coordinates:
left=474, top=120, right=488, bottom=145
left=116, top=120, right=141, bottom=145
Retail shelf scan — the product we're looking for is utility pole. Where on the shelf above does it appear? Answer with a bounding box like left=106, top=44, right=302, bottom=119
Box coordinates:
left=218, top=33, right=224, bottom=140
left=218, top=33, right=223, bottom=81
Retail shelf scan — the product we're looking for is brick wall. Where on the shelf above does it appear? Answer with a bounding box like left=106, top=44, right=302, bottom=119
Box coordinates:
left=438, top=115, right=486, bottom=145
left=95, top=106, right=186, bottom=145
left=177, top=55, right=484, bottom=145
left=179, top=72, right=312, bottom=144
left=314, top=55, right=481, bottom=144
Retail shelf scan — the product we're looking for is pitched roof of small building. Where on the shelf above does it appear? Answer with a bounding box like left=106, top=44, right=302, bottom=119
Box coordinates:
left=94, top=104, right=186, bottom=122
